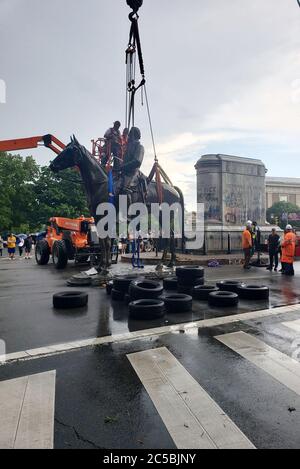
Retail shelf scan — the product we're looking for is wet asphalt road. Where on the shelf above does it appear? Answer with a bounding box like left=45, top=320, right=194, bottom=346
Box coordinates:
left=1, top=254, right=300, bottom=449
left=0, top=313, right=300, bottom=449
left=0, top=254, right=299, bottom=353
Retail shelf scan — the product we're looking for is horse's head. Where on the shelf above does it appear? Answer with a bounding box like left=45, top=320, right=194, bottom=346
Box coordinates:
left=50, top=136, right=82, bottom=173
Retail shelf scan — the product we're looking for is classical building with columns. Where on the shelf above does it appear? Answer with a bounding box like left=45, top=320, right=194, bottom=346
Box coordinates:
left=266, top=177, right=300, bottom=209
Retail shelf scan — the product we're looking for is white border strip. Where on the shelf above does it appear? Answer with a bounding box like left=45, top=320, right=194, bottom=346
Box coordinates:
left=1, top=304, right=299, bottom=366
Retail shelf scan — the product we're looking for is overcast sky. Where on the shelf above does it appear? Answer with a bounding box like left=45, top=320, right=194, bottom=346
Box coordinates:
left=1, top=0, right=300, bottom=210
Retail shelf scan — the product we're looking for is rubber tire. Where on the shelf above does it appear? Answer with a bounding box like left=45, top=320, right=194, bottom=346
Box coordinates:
left=238, top=285, right=270, bottom=300
left=177, top=285, right=194, bottom=295
left=111, top=289, right=125, bottom=301
left=216, top=280, right=245, bottom=293
left=124, top=293, right=131, bottom=305
left=52, top=240, right=68, bottom=270
left=53, top=291, right=88, bottom=309
left=35, top=240, right=50, bottom=265
left=176, top=266, right=204, bottom=279
left=106, top=281, right=113, bottom=295
left=177, top=277, right=205, bottom=287
left=129, top=280, right=164, bottom=300
left=129, top=299, right=165, bottom=320
left=193, top=285, right=219, bottom=301
left=163, top=277, right=178, bottom=291
left=164, top=294, right=192, bottom=313
left=208, top=291, right=239, bottom=307
left=113, top=275, right=141, bottom=293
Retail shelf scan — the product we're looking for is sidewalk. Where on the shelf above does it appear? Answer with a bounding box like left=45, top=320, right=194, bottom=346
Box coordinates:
left=121, top=251, right=269, bottom=266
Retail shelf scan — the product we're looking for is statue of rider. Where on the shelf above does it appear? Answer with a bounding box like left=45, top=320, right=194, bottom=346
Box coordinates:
left=116, top=126, right=144, bottom=199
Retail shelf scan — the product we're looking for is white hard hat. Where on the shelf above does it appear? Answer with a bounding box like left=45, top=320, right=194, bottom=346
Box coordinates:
left=246, top=220, right=252, bottom=227
left=286, top=224, right=293, bottom=230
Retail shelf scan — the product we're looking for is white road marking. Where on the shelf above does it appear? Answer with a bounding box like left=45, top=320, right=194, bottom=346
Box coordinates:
left=282, top=319, right=300, bottom=333
left=0, top=304, right=299, bottom=365
left=127, top=347, right=254, bottom=449
left=0, top=370, right=56, bottom=449
left=216, top=332, right=300, bottom=396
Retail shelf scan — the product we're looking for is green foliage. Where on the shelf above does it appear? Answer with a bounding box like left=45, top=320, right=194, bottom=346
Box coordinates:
left=267, top=201, right=300, bottom=228
left=0, top=152, right=89, bottom=233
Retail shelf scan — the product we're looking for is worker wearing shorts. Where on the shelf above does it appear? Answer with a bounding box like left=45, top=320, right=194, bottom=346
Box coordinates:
left=7, top=234, right=16, bottom=260
left=24, top=235, right=33, bottom=259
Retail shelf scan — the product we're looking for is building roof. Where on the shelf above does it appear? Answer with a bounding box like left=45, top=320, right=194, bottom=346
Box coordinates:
left=195, top=154, right=265, bottom=169
left=266, top=177, right=300, bottom=187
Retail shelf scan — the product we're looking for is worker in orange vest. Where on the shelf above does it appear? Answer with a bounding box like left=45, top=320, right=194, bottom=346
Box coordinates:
left=242, top=221, right=253, bottom=270
left=281, top=224, right=296, bottom=276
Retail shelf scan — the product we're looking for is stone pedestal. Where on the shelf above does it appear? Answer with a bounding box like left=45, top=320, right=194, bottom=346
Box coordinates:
left=195, top=154, right=273, bottom=253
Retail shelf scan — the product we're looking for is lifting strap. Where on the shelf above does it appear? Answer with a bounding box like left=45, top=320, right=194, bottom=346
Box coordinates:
left=126, top=12, right=145, bottom=129
left=126, top=0, right=173, bottom=205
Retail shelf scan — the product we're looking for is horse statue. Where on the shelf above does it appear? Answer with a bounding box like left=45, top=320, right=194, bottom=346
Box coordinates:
left=50, top=135, right=183, bottom=274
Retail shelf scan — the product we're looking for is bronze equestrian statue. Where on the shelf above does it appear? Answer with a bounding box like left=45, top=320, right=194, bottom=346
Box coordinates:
left=50, top=132, right=183, bottom=273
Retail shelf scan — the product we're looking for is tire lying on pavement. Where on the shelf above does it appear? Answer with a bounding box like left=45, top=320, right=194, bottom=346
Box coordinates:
left=163, top=277, right=178, bottom=291
left=124, top=293, right=131, bottom=305
left=237, top=285, right=270, bottom=300
left=193, top=285, right=219, bottom=301
left=53, top=291, right=88, bottom=309
left=111, top=289, right=125, bottom=301
left=129, top=280, right=164, bottom=300
left=113, top=275, right=141, bottom=293
left=129, top=299, right=165, bottom=320
left=106, top=281, right=113, bottom=295
left=176, top=266, right=204, bottom=279
left=208, top=291, right=239, bottom=307
left=177, top=285, right=194, bottom=295
left=164, top=294, right=192, bottom=313
left=216, top=280, right=245, bottom=293
left=177, top=276, right=205, bottom=287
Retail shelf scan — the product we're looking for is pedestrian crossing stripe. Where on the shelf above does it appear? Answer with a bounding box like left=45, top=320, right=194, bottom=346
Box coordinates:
left=0, top=370, right=56, bottom=449
left=215, top=331, right=300, bottom=396
left=127, top=347, right=255, bottom=449
left=282, top=319, right=300, bottom=333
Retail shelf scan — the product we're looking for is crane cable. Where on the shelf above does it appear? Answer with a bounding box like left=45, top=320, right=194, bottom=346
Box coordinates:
left=125, top=1, right=158, bottom=163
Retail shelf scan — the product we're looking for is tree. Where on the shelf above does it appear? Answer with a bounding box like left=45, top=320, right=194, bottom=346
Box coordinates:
left=267, top=201, right=300, bottom=228
left=32, top=167, right=89, bottom=229
left=0, top=152, right=39, bottom=233
left=0, top=152, right=90, bottom=233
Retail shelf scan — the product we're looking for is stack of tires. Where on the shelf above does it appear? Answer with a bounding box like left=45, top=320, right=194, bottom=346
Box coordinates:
left=175, top=266, right=205, bottom=295
left=107, top=274, right=194, bottom=320
left=128, top=279, right=193, bottom=319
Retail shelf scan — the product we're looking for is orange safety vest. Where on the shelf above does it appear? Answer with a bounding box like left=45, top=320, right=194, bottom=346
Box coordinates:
left=242, top=229, right=252, bottom=249
left=281, top=232, right=296, bottom=264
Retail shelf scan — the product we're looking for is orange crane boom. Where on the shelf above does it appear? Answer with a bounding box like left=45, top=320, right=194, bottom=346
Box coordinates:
left=0, top=134, right=65, bottom=155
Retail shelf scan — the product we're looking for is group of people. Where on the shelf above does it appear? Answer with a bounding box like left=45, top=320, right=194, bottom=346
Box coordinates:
left=242, top=222, right=297, bottom=276
left=0, top=234, right=33, bottom=260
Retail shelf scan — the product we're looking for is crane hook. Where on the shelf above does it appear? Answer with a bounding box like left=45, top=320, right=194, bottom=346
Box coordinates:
left=126, top=0, right=143, bottom=14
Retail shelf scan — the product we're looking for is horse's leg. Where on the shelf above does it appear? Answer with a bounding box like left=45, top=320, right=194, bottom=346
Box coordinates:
left=99, top=238, right=111, bottom=275
left=95, top=238, right=105, bottom=273
left=106, top=237, right=112, bottom=270
left=167, top=229, right=176, bottom=268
